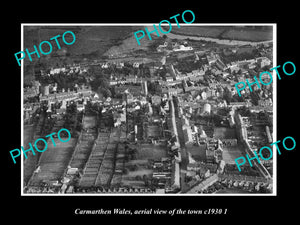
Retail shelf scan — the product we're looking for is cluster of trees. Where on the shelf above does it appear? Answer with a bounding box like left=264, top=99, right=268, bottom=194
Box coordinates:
left=153, top=66, right=168, bottom=79
left=85, top=66, right=112, bottom=98
left=174, top=60, right=202, bottom=73
left=35, top=62, right=153, bottom=99
left=124, top=145, right=137, bottom=161
left=221, top=48, right=259, bottom=64
left=36, top=71, right=87, bottom=91
left=147, top=81, right=162, bottom=95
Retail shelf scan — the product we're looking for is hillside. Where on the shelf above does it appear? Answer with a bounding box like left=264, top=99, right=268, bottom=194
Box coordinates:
left=168, top=25, right=273, bottom=42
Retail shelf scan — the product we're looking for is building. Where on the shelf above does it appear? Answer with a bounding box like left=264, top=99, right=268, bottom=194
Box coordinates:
left=202, top=103, right=211, bottom=115
left=142, top=80, right=148, bottom=95
left=258, top=98, right=272, bottom=107
left=186, top=174, right=219, bottom=193
left=206, top=138, right=223, bottom=164
left=206, top=53, right=217, bottom=65
left=173, top=45, right=193, bottom=52
left=183, top=126, right=193, bottom=144
left=115, top=84, right=143, bottom=96
left=41, top=85, right=50, bottom=96
left=256, top=57, right=271, bottom=68
left=24, top=87, right=39, bottom=100
left=151, top=95, right=161, bottom=105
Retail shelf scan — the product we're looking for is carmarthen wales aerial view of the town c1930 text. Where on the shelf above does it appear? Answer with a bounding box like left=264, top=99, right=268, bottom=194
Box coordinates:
left=22, top=24, right=275, bottom=195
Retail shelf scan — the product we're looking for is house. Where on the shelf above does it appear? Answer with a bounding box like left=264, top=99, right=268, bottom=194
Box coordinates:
left=133, top=62, right=140, bottom=68
left=101, top=63, right=109, bottom=68
left=206, top=138, right=223, bottom=164
left=151, top=95, right=161, bottom=105
left=49, top=67, right=66, bottom=75
left=157, top=42, right=168, bottom=52
left=183, top=126, right=193, bottom=144
left=162, top=87, right=182, bottom=97
left=165, top=76, right=174, bottom=82
left=256, top=57, right=271, bottom=68
left=227, top=62, right=239, bottom=73
left=187, top=162, right=210, bottom=178
left=77, top=103, right=84, bottom=111
left=206, top=53, right=217, bottom=65
left=173, top=45, right=193, bottom=52
left=24, top=86, right=39, bottom=99
left=258, top=98, right=272, bottom=107
left=201, top=91, right=207, bottom=100
left=116, top=62, right=124, bottom=69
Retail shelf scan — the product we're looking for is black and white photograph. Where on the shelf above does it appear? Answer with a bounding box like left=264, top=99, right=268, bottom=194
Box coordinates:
left=21, top=24, right=276, bottom=196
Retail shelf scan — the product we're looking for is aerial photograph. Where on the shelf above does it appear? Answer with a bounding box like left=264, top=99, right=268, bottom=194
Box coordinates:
left=22, top=24, right=275, bottom=195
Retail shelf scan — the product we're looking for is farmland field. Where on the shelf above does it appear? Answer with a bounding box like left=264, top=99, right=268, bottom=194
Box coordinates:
left=168, top=26, right=273, bottom=42
left=168, top=26, right=226, bottom=38
left=82, top=115, right=97, bottom=129
left=23, top=125, right=37, bottom=184
left=23, top=26, right=142, bottom=67
left=28, top=138, right=77, bottom=185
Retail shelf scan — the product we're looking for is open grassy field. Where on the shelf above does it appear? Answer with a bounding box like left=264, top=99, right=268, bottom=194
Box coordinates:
left=168, top=25, right=273, bottom=42
left=169, top=26, right=226, bottom=38
left=221, top=28, right=273, bottom=41
left=222, top=144, right=244, bottom=165
left=213, top=127, right=237, bottom=139
left=28, top=138, right=77, bottom=185
left=121, top=159, right=152, bottom=188
left=23, top=125, right=38, bottom=184
left=136, top=143, right=167, bottom=160
left=188, top=144, right=206, bottom=161
left=23, top=26, right=142, bottom=67
left=120, top=143, right=168, bottom=188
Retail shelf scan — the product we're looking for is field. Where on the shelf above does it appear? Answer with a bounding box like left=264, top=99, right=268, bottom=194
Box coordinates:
left=23, top=124, right=35, bottom=146
left=221, top=29, right=273, bottom=42
left=23, top=26, right=142, bottom=67
left=136, top=143, right=167, bottom=160
left=23, top=125, right=38, bottom=184
left=168, top=26, right=273, bottom=42
left=82, top=115, right=97, bottom=129
left=121, top=143, right=168, bottom=188
left=213, top=127, right=237, bottom=139
left=28, top=138, right=77, bottom=185
left=188, top=144, right=206, bottom=161
left=103, top=27, right=154, bottom=57
left=222, top=145, right=244, bottom=164
left=121, top=160, right=152, bottom=188
left=169, top=26, right=226, bottom=38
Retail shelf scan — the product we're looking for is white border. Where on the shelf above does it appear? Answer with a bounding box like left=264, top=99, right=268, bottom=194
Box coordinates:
left=21, top=23, right=277, bottom=196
